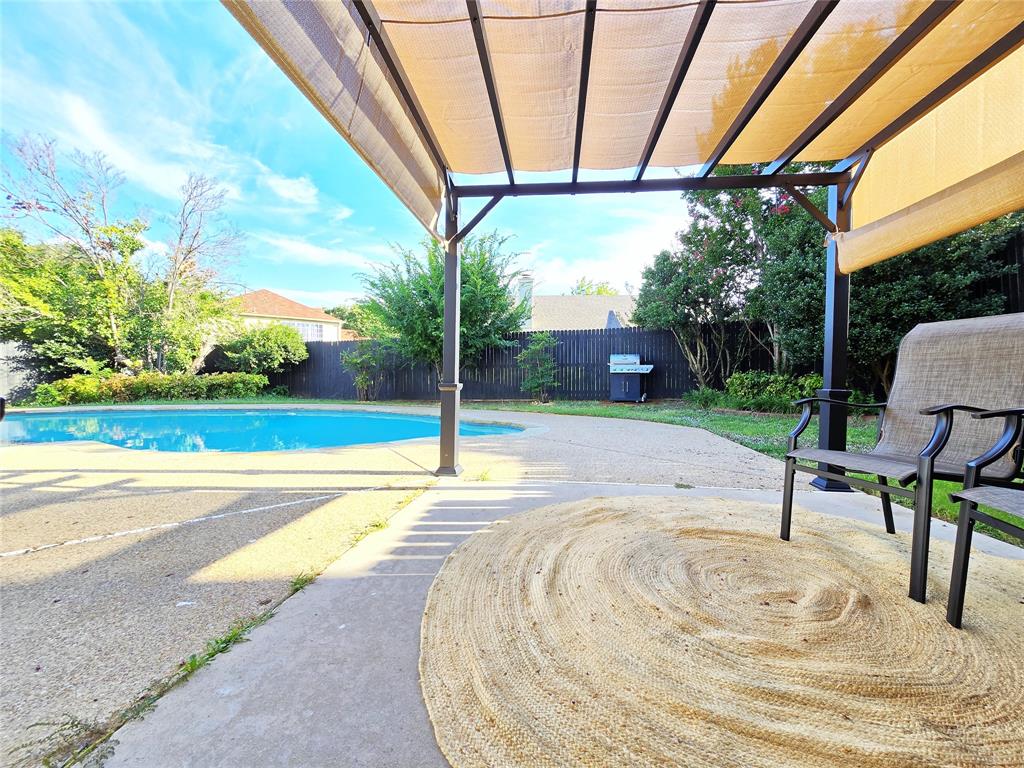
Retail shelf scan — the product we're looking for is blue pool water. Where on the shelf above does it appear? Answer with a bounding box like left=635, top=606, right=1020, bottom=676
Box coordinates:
left=0, top=408, right=521, bottom=452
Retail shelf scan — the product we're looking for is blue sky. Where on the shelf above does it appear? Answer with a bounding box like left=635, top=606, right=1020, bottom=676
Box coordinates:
left=1, top=0, right=689, bottom=306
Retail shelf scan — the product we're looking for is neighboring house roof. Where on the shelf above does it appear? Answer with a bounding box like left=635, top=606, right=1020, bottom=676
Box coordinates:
left=529, top=295, right=636, bottom=332
left=237, top=289, right=341, bottom=324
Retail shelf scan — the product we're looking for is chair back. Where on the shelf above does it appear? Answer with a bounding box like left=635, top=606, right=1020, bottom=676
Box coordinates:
left=875, top=313, right=1024, bottom=478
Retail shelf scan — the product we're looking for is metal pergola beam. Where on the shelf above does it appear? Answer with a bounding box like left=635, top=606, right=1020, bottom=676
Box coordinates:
left=571, top=0, right=597, bottom=184
left=451, top=195, right=502, bottom=246
left=634, top=0, right=716, bottom=181
left=467, top=0, right=514, bottom=184
left=783, top=184, right=835, bottom=232
left=697, top=0, right=839, bottom=178
left=838, top=20, right=1024, bottom=165
left=763, top=0, right=961, bottom=176
left=452, top=170, right=849, bottom=199
left=352, top=0, right=448, bottom=174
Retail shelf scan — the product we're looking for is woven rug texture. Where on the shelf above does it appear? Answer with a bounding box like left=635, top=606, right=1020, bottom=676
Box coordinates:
left=420, top=496, right=1024, bottom=768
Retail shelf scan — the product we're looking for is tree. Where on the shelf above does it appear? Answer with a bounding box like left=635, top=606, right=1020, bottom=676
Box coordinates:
left=359, top=232, right=529, bottom=374
left=326, top=301, right=375, bottom=338
left=2, top=136, right=150, bottom=370
left=632, top=247, right=745, bottom=389
left=152, top=174, right=240, bottom=373
left=222, top=323, right=309, bottom=375
left=745, top=184, right=829, bottom=372
left=1, top=135, right=238, bottom=375
left=848, top=216, right=1018, bottom=393
left=570, top=277, right=618, bottom=296
left=0, top=229, right=114, bottom=374
left=517, top=331, right=559, bottom=402
left=634, top=157, right=1020, bottom=393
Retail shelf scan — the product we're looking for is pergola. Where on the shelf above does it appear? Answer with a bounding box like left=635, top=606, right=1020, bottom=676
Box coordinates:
left=223, top=0, right=1024, bottom=476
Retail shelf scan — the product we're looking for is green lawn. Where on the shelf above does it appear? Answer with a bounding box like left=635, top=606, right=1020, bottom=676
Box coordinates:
left=12, top=395, right=1020, bottom=545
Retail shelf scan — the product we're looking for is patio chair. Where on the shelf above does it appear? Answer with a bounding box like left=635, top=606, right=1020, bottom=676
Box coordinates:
left=780, top=313, right=1024, bottom=603
left=945, top=407, right=1024, bottom=628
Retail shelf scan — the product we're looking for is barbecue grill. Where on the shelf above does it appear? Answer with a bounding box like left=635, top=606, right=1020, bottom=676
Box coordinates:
left=608, top=353, right=653, bottom=402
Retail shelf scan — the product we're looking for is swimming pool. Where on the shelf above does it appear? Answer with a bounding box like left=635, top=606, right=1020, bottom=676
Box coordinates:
left=0, top=408, right=522, bottom=452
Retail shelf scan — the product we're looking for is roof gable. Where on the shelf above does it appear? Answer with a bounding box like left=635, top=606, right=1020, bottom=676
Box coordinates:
left=237, top=289, right=340, bottom=323
left=530, top=295, right=635, bottom=332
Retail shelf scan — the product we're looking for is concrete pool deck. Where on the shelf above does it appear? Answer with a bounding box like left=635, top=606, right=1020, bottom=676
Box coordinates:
left=2, top=404, right=1020, bottom=765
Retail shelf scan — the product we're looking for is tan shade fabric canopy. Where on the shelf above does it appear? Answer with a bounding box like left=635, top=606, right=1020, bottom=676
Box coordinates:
left=840, top=45, right=1024, bottom=272
left=222, top=0, right=445, bottom=232
left=224, top=0, right=1023, bottom=242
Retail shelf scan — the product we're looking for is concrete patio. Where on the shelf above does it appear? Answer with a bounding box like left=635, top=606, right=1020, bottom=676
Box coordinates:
left=3, top=405, right=1021, bottom=766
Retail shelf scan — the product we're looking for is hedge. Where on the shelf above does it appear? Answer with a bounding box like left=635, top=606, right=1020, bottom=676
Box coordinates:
left=31, top=372, right=270, bottom=406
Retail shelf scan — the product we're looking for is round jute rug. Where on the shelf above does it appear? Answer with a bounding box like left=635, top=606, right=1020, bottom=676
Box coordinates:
left=419, top=496, right=1024, bottom=768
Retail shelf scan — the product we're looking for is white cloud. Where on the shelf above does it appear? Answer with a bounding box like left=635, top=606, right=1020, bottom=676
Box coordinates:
left=264, top=173, right=319, bottom=206
left=517, top=198, right=685, bottom=295
left=253, top=233, right=373, bottom=268
left=59, top=93, right=191, bottom=200
left=331, top=205, right=355, bottom=222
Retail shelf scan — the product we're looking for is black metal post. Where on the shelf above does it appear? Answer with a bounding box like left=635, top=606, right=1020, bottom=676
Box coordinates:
left=812, top=182, right=852, bottom=491
left=436, top=189, right=463, bottom=476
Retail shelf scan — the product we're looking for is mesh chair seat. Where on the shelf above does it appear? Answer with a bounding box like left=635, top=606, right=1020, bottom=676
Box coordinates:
left=950, top=485, right=1024, bottom=516
left=788, top=447, right=1016, bottom=485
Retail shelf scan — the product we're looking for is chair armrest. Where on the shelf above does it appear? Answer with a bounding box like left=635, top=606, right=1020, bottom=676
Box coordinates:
left=793, top=396, right=887, bottom=409
left=962, top=413, right=1024, bottom=488
left=971, top=406, right=1024, bottom=420
left=788, top=401, right=815, bottom=450
left=788, top=397, right=887, bottom=452
left=919, top=403, right=987, bottom=416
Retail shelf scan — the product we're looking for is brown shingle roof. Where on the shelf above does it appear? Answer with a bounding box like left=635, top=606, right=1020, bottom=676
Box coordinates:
left=529, top=295, right=635, bottom=331
left=238, top=289, right=340, bottom=324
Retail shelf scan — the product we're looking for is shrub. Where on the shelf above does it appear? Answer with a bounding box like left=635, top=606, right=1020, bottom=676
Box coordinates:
left=223, top=324, right=309, bottom=375
left=686, top=386, right=722, bottom=410
left=517, top=332, right=559, bottom=402
left=202, top=373, right=268, bottom=399
left=340, top=341, right=387, bottom=401
left=725, top=371, right=801, bottom=402
left=31, top=372, right=268, bottom=405
left=31, top=382, right=68, bottom=407
left=796, top=373, right=824, bottom=399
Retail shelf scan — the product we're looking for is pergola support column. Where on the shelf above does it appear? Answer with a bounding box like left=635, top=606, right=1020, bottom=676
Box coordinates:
left=436, top=190, right=463, bottom=476
left=812, top=182, right=852, bottom=491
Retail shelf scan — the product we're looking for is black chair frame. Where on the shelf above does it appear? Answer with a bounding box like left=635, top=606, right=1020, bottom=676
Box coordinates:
left=782, top=397, right=1024, bottom=603
left=946, top=407, right=1024, bottom=628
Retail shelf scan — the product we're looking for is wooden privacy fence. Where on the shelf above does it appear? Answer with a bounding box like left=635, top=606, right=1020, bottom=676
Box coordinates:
left=269, top=325, right=772, bottom=402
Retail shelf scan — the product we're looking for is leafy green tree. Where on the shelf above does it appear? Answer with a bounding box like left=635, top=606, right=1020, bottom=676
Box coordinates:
left=517, top=331, right=559, bottom=402
left=1, top=136, right=238, bottom=374
left=359, top=232, right=529, bottom=375
left=152, top=174, right=240, bottom=373
left=223, top=323, right=309, bottom=374
left=635, top=159, right=1020, bottom=393
left=1, top=136, right=152, bottom=370
left=633, top=164, right=797, bottom=386
left=570, top=277, right=618, bottom=296
left=632, top=248, right=746, bottom=389
left=0, top=229, right=111, bottom=373
left=747, top=213, right=1020, bottom=393
left=326, top=301, right=375, bottom=338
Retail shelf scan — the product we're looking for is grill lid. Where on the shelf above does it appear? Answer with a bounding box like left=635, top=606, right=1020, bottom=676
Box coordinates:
left=609, top=353, right=640, bottom=365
